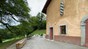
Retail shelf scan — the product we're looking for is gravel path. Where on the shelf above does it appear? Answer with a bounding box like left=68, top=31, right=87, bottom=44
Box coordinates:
left=22, top=36, right=88, bottom=49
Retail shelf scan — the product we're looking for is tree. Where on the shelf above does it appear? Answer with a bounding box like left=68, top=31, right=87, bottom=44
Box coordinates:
left=29, top=17, right=39, bottom=30
left=0, top=29, right=9, bottom=43
left=0, top=0, right=30, bottom=43
left=17, top=20, right=34, bottom=36
left=0, top=0, right=30, bottom=33
left=36, top=12, right=46, bottom=29
left=0, top=0, right=30, bottom=18
left=29, top=13, right=46, bottom=30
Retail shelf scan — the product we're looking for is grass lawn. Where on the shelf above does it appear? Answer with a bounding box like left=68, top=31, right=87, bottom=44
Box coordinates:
left=31, top=29, right=46, bottom=35
left=0, top=36, right=24, bottom=49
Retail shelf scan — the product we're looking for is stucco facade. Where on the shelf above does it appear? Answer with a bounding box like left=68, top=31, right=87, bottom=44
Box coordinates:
left=43, top=0, right=88, bottom=47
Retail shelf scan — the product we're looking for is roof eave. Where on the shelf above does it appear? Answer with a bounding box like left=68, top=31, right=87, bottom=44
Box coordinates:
left=42, top=0, right=51, bottom=14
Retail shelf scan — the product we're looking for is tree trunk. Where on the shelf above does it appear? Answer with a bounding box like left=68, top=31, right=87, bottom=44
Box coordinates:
left=0, top=35, right=3, bottom=43
left=0, top=38, right=2, bottom=43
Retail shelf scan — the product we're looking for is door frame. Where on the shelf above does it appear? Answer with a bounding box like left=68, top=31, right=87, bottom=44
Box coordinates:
left=81, top=16, right=88, bottom=45
left=85, top=19, right=88, bottom=44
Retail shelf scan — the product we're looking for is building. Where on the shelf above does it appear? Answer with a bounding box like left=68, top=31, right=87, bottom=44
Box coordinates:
left=42, top=0, right=88, bottom=47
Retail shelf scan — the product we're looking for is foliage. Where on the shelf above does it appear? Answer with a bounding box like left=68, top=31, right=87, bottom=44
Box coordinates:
left=0, top=0, right=30, bottom=43
left=29, top=17, right=39, bottom=30
left=37, top=13, right=46, bottom=29
left=0, top=0, right=30, bottom=18
left=29, top=12, right=46, bottom=30
left=17, top=20, right=34, bottom=36
left=0, top=0, right=30, bottom=32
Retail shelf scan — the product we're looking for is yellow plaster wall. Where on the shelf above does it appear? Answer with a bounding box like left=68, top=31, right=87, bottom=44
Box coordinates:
left=46, top=0, right=88, bottom=37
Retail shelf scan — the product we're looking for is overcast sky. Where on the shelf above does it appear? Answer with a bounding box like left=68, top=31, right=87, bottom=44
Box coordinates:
left=27, top=0, right=47, bottom=16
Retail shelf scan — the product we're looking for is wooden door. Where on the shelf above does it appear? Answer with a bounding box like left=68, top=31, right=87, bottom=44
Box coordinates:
left=50, top=27, right=53, bottom=40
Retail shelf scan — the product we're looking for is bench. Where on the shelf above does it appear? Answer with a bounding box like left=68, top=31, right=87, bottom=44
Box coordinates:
left=16, top=38, right=27, bottom=49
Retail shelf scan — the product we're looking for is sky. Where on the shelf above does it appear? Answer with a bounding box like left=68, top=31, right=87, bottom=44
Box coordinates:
left=27, top=0, right=47, bottom=16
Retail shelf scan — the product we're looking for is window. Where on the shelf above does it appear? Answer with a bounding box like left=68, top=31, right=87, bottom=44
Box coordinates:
left=60, top=1, right=64, bottom=16
left=60, top=25, right=66, bottom=34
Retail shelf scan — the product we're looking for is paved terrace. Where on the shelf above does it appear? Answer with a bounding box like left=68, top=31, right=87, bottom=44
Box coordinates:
left=7, top=35, right=88, bottom=49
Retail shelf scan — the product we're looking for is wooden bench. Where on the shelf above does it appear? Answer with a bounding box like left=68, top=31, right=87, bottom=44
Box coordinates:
left=16, top=38, right=27, bottom=49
